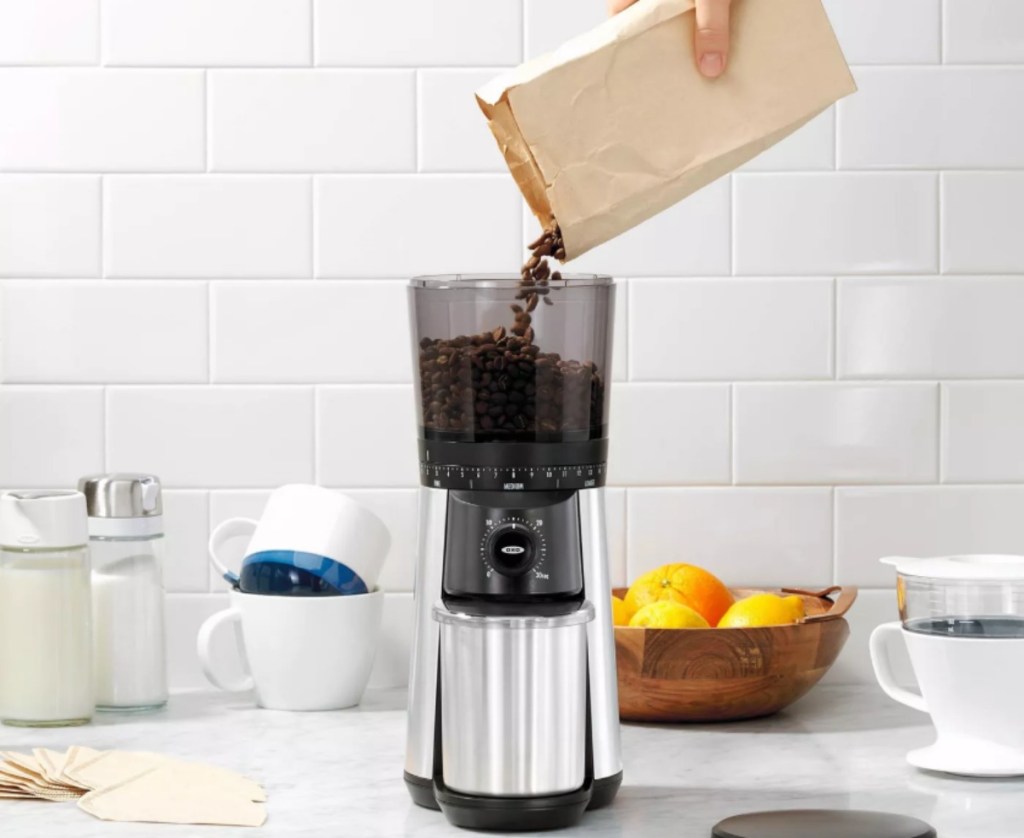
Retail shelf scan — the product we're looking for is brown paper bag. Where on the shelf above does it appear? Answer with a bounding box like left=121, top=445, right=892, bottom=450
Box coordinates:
left=477, top=0, right=856, bottom=260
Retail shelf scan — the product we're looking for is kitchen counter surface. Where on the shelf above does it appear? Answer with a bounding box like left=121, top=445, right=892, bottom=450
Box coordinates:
left=1, top=685, right=1021, bottom=837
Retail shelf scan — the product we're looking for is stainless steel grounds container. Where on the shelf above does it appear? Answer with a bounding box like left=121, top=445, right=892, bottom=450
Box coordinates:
left=433, top=601, right=595, bottom=797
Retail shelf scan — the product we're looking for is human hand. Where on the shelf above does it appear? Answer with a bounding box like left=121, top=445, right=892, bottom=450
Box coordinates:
left=608, top=0, right=732, bottom=78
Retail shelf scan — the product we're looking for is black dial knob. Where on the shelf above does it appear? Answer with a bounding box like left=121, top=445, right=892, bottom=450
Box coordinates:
left=487, top=524, right=536, bottom=577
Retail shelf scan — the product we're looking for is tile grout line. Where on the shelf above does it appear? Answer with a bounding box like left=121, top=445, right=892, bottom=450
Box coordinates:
left=939, top=0, right=946, bottom=64
left=309, top=0, right=316, bottom=66
left=13, top=168, right=1024, bottom=177
left=7, top=61, right=1024, bottom=71
left=937, top=381, right=946, bottom=484
left=96, top=0, right=104, bottom=66
left=520, top=0, right=528, bottom=63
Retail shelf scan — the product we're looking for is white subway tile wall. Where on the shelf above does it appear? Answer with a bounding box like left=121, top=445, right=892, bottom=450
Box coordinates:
left=0, top=70, right=205, bottom=171
left=417, top=69, right=509, bottom=172
left=0, top=1, right=1021, bottom=690
left=0, top=176, right=101, bottom=276
left=209, top=71, right=416, bottom=172
left=0, top=0, right=99, bottom=65
left=102, top=0, right=311, bottom=67
left=822, top=0, right=941, bottom=65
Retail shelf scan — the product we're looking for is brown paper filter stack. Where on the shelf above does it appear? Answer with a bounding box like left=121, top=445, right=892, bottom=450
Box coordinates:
left=477, top=0, right=857, bottom=261
left=0, top=747, right=266, bottom=827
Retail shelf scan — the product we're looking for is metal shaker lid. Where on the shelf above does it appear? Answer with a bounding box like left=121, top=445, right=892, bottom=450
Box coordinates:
left=78, top=474, right=163, bottom=537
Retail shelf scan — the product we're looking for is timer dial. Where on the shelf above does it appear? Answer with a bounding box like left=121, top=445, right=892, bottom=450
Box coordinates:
left=482, top=519, right=545, bottom=578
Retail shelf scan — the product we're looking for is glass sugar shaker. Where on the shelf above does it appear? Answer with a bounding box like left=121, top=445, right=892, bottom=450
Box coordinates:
left=0, top=491, right=94, bottom=727
left=79, top=474, right=168, bottom=712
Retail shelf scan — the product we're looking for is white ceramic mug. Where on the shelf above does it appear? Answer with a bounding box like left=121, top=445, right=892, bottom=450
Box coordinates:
left=197, top=588, right=384, bottom=711
left=870, top=622, right=1024, bottom=776
left=208, top=484, right=390, bottom=594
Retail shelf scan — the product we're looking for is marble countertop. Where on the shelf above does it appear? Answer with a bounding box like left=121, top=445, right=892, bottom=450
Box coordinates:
left=1, top=686, right=1021, bottom=837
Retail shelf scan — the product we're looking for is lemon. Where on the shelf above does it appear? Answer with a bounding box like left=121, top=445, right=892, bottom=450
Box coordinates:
left=717, top=593, right=805, bottom=628
left=629, top=600, right=709, bottom=629
left=611, top=595, right=633, bottom=627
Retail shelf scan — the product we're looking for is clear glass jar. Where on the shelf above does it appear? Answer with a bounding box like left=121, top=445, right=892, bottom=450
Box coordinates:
left=79, top=474, right=168, bottom=712
left=409, top=275, right=615, bottom=442
left=90, top=534, right=168, bottom=711
left=0, top=491, right=94, bottom=727
left=884, top=554, right=1024, bottom=638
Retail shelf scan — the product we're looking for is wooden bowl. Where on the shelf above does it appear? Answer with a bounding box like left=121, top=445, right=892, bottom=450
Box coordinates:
left=613, top=586, right=857, bottom=723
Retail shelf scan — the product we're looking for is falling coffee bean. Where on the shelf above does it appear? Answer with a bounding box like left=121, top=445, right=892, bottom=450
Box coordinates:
left=416, top=223, right=605, bottom=439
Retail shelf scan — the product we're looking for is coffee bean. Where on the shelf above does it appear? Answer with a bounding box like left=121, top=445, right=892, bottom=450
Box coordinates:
left=416, top=223, right=606, bottom=439
left=527, top=230, right=549, bottom=249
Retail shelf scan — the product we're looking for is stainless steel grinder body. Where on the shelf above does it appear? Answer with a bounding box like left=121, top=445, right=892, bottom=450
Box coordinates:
left=433, top=603, right=594, bottom=797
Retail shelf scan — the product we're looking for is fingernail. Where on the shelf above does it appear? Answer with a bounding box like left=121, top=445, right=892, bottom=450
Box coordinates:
left=700, top=52, right=724, bottom=78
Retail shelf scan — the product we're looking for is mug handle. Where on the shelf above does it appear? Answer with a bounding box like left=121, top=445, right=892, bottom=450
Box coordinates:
left=869, top=621, right=927, bottom=713
left=208, top=517, right=258, bottom=585
left=196, top=608, right=255, bottom=692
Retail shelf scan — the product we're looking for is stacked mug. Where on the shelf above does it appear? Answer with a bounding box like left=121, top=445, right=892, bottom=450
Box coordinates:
left=200, top=485, right=390, bottom=711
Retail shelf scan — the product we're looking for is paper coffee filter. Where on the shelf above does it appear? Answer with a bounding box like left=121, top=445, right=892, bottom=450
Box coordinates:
left=0, top=746, right=267, bottom=827
left=0, top=751, right=88, bottom=801
left=78, top=764, right=267, bottom=828
left=63, top=749, right=165, bottom=790
left=63, top=745, right=103, bottom=777
left=0, top=757, right=77, bottom=794
left=33, top=748, right=70, bottom=784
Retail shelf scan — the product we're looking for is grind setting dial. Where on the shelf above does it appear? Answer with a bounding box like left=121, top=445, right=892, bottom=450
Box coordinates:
left=481, top=519, right=545, bottom=579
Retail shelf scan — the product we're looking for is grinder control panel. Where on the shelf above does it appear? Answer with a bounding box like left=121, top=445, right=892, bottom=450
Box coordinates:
left=483, top=519, right=544, bottom=578
left=442, top=490, right=583, bottom=608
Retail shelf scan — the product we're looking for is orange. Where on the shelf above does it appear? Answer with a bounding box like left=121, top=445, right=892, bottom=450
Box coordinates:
left=717, top=593, right=805, bottom=628
left=629, top=600, right=709, bottom=629
left=611, top=595, right=633, bottom=627
left=624, top=563, right=734, bottom=627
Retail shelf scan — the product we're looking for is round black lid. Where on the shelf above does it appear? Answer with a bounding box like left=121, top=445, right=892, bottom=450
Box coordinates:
left=712, top=810, right=936, bottom=838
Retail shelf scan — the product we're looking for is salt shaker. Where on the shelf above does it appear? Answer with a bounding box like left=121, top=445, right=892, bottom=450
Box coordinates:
left=0, top=491, right=94, bottom=727
left=79, top=474, right=168, bottom=712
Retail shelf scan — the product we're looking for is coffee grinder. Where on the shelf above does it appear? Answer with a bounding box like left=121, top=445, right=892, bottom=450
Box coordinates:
left=404, top=274, right=622, bottom=831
